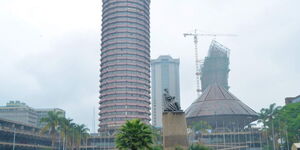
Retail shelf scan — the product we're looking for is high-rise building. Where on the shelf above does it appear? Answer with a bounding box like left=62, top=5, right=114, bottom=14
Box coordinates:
left=99, top=0, right=151, bottom=133
left=200, top=40, right=230, bottom=92
left=151, top=55, right=180, bottom=128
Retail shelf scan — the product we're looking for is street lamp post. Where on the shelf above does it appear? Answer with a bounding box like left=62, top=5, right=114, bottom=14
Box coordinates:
left=13, top=127, right=16, bottom=150
left=271, top=117, right=276, bottom=150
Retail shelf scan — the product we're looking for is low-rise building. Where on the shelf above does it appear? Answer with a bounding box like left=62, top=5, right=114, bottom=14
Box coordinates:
left=0, top=101, right=65, bottom=128
left=285, top=95, right=300, bottom=104
left=0, top=118, right=52, bottom=150
left=0, top=101, right=38, bottom=127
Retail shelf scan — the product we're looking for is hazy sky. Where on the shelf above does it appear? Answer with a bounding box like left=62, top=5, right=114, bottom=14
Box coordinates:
left=0, top=0, right=299, bottom=131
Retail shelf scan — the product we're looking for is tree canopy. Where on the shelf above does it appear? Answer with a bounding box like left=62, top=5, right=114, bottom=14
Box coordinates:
left=116, top=119, right=153, bottom=150
left=259, top=102, right=300, bottom=150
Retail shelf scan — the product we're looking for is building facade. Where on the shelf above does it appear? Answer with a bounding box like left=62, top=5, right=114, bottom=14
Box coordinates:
left=0, top=118, right=52, bottom=150
left=200, top=40, right=230, bottom=92
left=0, top=101, right=65, bottom=128
left=99, top=0, right=151, bottom=133
left=0, top=101, right=38, bottom=127
left=151, top=55, right=180, bottom=128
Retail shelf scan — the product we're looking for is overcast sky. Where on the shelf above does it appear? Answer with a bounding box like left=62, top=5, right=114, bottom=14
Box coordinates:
left=0, top=0, right=299, bottom=131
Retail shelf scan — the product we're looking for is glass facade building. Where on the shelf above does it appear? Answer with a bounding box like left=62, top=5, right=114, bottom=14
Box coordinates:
left=99, top=0, right=151, bottom=131
left=151, top=55, right=180, bottom=128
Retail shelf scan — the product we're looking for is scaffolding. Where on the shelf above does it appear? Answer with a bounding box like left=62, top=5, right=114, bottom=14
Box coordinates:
left=200, top=40, right=230, bottom=92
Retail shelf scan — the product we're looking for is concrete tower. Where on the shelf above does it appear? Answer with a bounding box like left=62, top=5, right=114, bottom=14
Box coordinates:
left=151, top=55, right=180, bottom=128
left=99, top=0, right=151, bottom=132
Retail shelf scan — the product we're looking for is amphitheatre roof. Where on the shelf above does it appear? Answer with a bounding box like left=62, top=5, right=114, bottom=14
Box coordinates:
left=185, top=84, right=258, bottom=118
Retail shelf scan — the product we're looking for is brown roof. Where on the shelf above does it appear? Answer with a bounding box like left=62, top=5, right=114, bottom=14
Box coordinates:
left=185, top=84, right=258, bottom=118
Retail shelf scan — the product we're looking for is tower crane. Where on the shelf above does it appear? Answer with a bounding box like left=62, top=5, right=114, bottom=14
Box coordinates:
left=183, top=29, right=236, bottom=97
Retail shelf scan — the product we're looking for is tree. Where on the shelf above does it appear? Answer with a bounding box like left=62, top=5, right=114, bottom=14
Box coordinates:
left=175, top=146, right=184, bottom=150
left=74, top=124, right=90, bottom=149
left=259, top=103, right=300, bottom=150
left=40, top=111, right=64, bottom=150
left=40, top=113, right=90, bottom=150
left=59, top=118, right=73, bottom=150
left=189, top=144, right=211, bottom=150
left=276, top=102, right=300, bottom=149
left=259, top=103, right=282, bottom=150
left=151, top=145, right=163, bottom=150
left=151, top=126, right=162, bottom=145
left=190, top=121, right=212, bottom=133
left=116, top=119, right=153, bottom=150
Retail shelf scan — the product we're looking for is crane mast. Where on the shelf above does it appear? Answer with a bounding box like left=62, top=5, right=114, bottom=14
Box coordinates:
left=184, top=30, right=201, bottom=97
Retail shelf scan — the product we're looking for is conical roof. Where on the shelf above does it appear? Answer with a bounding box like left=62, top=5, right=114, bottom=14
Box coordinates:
left=186, top=84, right=258, bottom=118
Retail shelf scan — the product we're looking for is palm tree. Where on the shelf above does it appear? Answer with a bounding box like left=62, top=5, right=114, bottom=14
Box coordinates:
left=116, top=119, right=153, bottom=150
left=75, top=124, right=90, bottom=150
left=59, top=118, right=73, bottom=150
left=40, top=111, right=63, bottom=150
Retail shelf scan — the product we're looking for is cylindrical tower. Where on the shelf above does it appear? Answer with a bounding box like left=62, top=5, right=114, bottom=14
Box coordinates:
left=99, top=0, right=151, bottom=132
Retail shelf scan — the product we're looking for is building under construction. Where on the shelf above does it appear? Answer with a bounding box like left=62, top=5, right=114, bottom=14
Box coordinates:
left=186, top=40, right=261, bottom=150
left=200, top=40, right=230, bottom=92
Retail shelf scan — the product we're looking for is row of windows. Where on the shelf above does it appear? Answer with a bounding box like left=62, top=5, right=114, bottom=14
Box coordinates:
left=101, top=29, right=150, bottom=41
left=101, top=65, right=150, bottom=73
left=101, top=48, right=150, bottom=58
left=101, top=64, right=150, bottom=74
left=102, top=43, right=149, bottom=53
left=100, top=75, right=150, bottom=83
left=102, top=31, right=149, bottom=42
left=101, top=71, right=149, bottom=81
left=102, top=14, right=149, bottom=29
left=102, top=33, right=149, bottom=45
left=100, top=87, right=149, bottom=95
left=103, top=0, right=150, bottom=9
left=102, top=27, right=149, bottom=40
left=102, top=16, right=150, bottom=31
left=100, top=105, right=149, bottom=111
left=102, top=24, right=149, bottom=37
left=101, top=69, right=149, bottom=78
left=103, top=1, right=149, bottom=14
left=103, top=11, right=149, bottom=24
left=100, top=74, right=149, bottom=84
left=100, top=80, right=149, bottom=89
left=100, top=93, right=150, bottom=100
left=101, top=52, right=149, bottom=63
left=103, top=5, right=149, bottom=14
left=100, top=99, right=149, bottom=105
left=100, top=111, right=149, bottom=117
left=102, top=20, right=149, bottom=33
left=102, top=25, right=150, bottom=37
left=100, top=117, right=149, bottom=124
left=102, top=37, right=150, bottom=48
left=101, top=57, right=149, bottom=67
left=101, top=59, right=149, bottom=70
left=100, top=91, right=150, bottom=99
left=103, top=5, right=149, bottom=17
